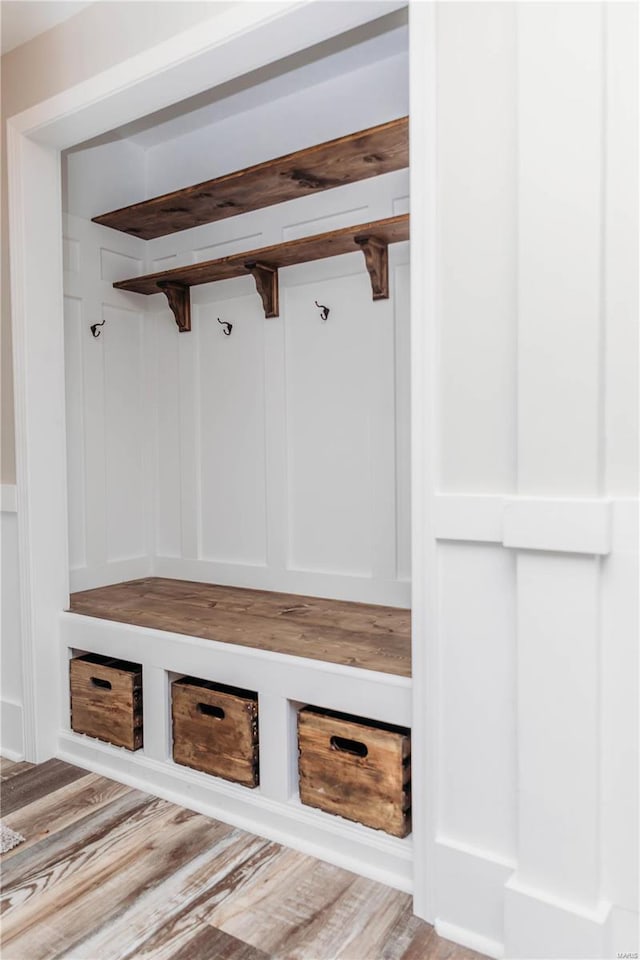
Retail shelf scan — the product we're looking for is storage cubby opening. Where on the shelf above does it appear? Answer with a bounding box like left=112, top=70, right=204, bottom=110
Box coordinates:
left=172, top=676, right=259, bottom=703
left=299, top=704, right=411, bottom=738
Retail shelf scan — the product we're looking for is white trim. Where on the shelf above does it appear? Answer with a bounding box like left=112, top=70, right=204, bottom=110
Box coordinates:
left=13, top=1, right=407, bottom=146
left=0, top=700, right=24, bottom=760
left=69, top=558, right=153, bottom=593
left=434, top=493, right=616, bottom=555
left=504, top=876, right=612, bottom=926
left=0, top=485, right=17, bottom=513
left=503, top=497, right=611, bottom=555
left=503, top=876, right=612, bottom=959
left=153, top=556, right=411, bottom=608
left=61, top=612, right=412, bottom=728
left=433, top=494, right=504, bottom=544
left=409, top=0, right=438, bottom=924
left=434, top=921, right=504, bottom=960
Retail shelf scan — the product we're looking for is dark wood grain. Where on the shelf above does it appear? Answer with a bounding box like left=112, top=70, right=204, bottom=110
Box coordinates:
left=112, top=214, right=409, bottom=295
left=68, top=578, right=411, bottom=678
left=93, top=117, right=408, bottom=239
left=167, top=925, right=271, bottom=960
left=0, top=759, right=88, bottom=816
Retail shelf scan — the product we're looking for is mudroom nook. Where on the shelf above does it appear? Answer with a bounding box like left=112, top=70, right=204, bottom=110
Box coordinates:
left=4, top=2, right=637, bottom=957
left=60, top=10, right=414, bottom=891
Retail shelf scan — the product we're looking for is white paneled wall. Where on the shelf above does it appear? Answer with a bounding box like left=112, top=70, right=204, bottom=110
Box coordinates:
left=426, top=4, right=638, bottom=958
left=63, top=215, right=153, bottom=590
left=63, top=52, right=411, bottom=605
left=148, top=173, right=410, bottom=605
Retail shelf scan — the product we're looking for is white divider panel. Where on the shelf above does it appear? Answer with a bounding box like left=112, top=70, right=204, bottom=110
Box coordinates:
left=196, top=293, right=267, bottom=566
left=516, top=3, right=603, bottom=498
left=63, top=215, right=152, bottom=591
left=421, top=4, right=638, bottom=958
left=438, top=542, right=516, bottom=860
left=153, top=315, right=181, bottom=558
left=437, top=1, right=516, bottom=495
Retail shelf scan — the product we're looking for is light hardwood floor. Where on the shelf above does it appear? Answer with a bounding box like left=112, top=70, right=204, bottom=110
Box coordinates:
left=1, top=758, right=486, bottom=960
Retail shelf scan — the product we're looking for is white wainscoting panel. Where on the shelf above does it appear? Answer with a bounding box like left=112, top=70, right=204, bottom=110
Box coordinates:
left=63, top=296, right=87, bottom=572
left=197, top=292, right=268, bottom=566
left=143, top=170, right=411, bottom=606
left=103, top=304, right=146, bottom=563
left=63, top=216, right=152, bottom=591
left=438, top=542, right=516, bottom=860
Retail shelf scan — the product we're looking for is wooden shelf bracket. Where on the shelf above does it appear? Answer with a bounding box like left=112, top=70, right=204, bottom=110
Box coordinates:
left=354, top=235, right=389, bottom=300
left=158, top=281, right=191, bottom=332
left=245, top=261, right=279, bottom=318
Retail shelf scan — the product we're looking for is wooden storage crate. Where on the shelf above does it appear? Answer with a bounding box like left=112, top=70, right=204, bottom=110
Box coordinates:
left=70, top=653, right=143, bottom=750
left=298, top=707, right=411, bottom=837
left=171, top=677, right=259, bottom=788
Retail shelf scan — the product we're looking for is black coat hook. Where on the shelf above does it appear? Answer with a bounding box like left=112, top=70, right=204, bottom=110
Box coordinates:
left=90, top=319, right=106, bottom=338
left=315, top=301, right=330, bottom=322
left=218, top=318, right=233, bottom=336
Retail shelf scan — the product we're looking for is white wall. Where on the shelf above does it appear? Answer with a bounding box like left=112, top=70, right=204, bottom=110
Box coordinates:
left=428, top=4, right=638, bottom=958
left=63, top=47, right=411, bottom=606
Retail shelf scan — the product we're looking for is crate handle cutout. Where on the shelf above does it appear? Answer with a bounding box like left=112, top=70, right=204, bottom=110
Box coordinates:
left=330, top=735, right=368, bottom=758
left=198, top=703, right=225, bottom=720
left=90, top=676, right=112, bottom=690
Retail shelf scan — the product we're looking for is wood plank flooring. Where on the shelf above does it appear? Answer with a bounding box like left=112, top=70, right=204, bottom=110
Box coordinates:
left=69, top=578, right=411, bottom=678
left=0, top=758, right=486, bottom=960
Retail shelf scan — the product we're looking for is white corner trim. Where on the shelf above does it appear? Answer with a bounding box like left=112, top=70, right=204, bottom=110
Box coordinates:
left=504, top=876, right=612, bottom=925
left=433, top=494, right=614, bottom=555
left=0, top=699, right=25, bottom=759
left=503, top=497, right=611, bottom=555
left=1, top=484, right=17, bottom=513
left=434, top=921, right=504, bottom=960
left=433, top=494, right=504, bottom=544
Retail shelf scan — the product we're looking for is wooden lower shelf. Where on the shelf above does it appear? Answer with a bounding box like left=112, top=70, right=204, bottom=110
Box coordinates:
left=113, top=214, right=409, bottom=328
left=68, top=578, right=411, bottom=678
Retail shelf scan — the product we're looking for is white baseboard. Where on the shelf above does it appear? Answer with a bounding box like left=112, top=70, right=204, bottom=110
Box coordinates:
left=0, top=699, right=24, bottom=759
left=504, top=876, right=612, bottom=959
left=435, top=837, right=514, bottom=953
left=69, top=557, right=153, bottom=592
left=57, top=730, right=413, bottom=894
left=608, top=906, right=640, bottom=957
left=153, top=556, right=411, bottom=608
left=435, top=921, right=504, bottom=960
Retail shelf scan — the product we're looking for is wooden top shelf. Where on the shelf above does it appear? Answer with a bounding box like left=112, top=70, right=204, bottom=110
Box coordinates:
left=114, top=214, right=409, bottom=296
left=68, top=578, right=412, bottom=678
left=92, top=117, right=409, bottom=240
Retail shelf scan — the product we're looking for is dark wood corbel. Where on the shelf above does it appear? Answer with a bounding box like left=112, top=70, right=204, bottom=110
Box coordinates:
left=157, top=281, right=191, bottom=332
left=354, top=235, right=389, bottom=300
left=244, top=261, right=279, bottom=318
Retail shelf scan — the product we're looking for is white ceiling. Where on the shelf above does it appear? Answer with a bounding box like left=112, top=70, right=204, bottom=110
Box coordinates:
left=111, top=9, right=408, bottom=150
left=1, top=1, right=93, bottom=56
